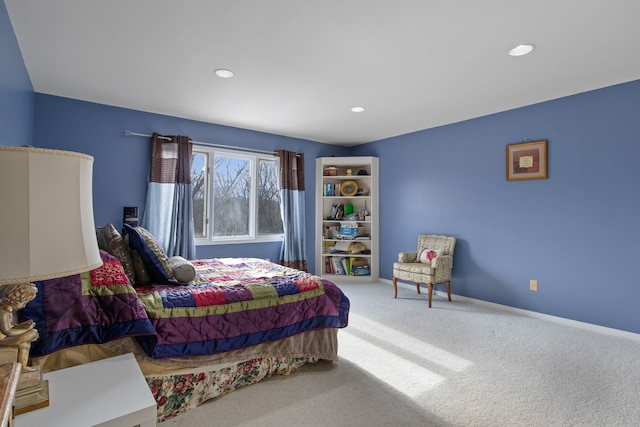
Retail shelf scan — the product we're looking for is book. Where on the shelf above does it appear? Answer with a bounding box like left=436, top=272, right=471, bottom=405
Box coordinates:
left=341, top=257, right=351, bottom=275
left=331, top=257, right=345, bottom=275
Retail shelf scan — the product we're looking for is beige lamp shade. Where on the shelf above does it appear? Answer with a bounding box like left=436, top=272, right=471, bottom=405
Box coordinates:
left=0, top=146, right=103, bottom=285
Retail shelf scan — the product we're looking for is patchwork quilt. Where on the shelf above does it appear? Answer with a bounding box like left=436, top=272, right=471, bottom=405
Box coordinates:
left=135, top=258, right=350, bottom=358
left=20, top=254, right=350, bottom=360
left=21, top=250, right=156, bottom=357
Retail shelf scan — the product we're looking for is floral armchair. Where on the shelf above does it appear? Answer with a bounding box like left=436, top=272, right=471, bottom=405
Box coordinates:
left=392, top=234, right=456, bottom=308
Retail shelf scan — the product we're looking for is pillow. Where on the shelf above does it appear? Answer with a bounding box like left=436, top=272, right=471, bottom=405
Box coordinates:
left=131, top=249, right=151, bottom=286
left=123, top=224, right=175, bottom=284
left=417, top=248, right=443, bottom=264
left=96, top=223, right=136, bottom=285
left=168, top=256, right=196, bottom=282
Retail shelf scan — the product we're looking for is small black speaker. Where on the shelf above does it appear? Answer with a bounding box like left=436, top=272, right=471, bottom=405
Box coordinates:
left=123, top=206, right=138, bottom=227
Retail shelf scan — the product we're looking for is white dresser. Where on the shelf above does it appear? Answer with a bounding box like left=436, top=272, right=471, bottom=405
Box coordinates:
left=15, top=353, right=156, bottom=427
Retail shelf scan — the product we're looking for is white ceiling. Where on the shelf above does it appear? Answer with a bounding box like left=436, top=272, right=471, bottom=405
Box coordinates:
left=6, top=1, right=640, bottom=146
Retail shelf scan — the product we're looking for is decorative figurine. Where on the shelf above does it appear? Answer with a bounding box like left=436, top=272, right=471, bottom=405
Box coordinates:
left=0, top=283, right=39, bottom=371
left=346, top=168, right=353, bottom=176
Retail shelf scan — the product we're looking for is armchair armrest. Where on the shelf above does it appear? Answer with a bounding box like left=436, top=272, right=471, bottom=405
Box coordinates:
left=433, top=254, right=453, bottom=268
left=398, top=251, right=418, bottom=263
left=431, top=254, right=454, bottom=281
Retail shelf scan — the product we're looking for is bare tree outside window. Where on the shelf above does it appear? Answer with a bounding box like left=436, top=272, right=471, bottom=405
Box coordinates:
left=213, top=155, right=250, bottom=236
left=191, top=149, right=282, bottom=243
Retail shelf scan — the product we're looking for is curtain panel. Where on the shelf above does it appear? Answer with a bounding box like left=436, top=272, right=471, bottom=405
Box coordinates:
left=277, top=150, right=307, bottom=272
left=141, top=133, right=196, bottom=259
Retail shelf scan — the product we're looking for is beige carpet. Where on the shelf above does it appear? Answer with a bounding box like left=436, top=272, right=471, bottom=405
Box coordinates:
left=164, top=280, right=640, bottom=426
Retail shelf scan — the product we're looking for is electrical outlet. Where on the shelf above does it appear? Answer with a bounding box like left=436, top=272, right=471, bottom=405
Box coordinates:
left=529, top=279, right=538, bottom=291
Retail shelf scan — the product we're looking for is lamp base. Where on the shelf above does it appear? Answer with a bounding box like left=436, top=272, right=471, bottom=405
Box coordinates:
left=14, top=365, right=49, bottom=415
left=14, top=380, right=49, bottom=415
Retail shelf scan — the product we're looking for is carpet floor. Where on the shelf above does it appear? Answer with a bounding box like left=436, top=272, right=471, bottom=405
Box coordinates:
left=164, top=280, right=640, bottom=426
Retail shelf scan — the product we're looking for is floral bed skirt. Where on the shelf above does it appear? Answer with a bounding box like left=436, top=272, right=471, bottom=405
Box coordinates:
left=147, top=356, right=317, bottom=422
left=30, top=330, right=338, bottom=423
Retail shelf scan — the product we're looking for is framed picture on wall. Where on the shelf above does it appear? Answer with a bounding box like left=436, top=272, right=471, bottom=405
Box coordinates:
left=506, top=140, right=548, bottom=181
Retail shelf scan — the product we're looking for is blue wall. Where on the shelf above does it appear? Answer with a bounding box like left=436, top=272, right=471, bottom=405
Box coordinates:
left=352, top=79, right=640, bottom=334
left=32, top=94, right=349, bottom=266
left=0, top=0, right=33, bottom=145
left=34, top=81, right=640, bottom=335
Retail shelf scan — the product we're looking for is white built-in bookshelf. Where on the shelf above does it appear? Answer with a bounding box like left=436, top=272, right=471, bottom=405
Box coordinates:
left=315, top=157, right=379, bottom=281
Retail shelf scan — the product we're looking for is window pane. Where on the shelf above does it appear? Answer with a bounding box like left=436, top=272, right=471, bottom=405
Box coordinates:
left=191, top=152, right=208, bottom=238
left=213, top=155, right=250, bottom=237
left=258, top=159, right=284, bottom=235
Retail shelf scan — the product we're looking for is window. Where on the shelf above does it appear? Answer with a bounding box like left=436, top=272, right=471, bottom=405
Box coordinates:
left=191, top=147, right=284, bottom=244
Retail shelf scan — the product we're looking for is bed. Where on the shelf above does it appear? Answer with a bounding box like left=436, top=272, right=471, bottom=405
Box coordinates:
left=19, top=225, right=350, bottom=422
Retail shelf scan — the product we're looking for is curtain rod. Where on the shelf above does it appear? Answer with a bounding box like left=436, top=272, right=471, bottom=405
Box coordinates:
left=123, top=130, right=281, bottom=156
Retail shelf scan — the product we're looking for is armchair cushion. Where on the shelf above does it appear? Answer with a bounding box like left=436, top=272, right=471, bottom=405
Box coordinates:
left=417, top=248, right=443, bottom=264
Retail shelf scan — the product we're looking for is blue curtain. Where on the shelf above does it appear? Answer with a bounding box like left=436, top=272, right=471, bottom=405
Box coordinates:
left=276, top=150, right=307, bottom=271
left=141, top=133, right=196, bottom=259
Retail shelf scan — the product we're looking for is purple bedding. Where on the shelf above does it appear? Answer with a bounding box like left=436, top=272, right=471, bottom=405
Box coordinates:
left=21, top=254, right=350, bottom=359
left=20, top=250, right=156, bottom=357
left=135, top=258, right=350, bottom=358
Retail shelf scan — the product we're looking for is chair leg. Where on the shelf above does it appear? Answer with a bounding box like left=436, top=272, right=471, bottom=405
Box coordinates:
left=392, top=277, right=398, bottom=298
left=428, top=283, right=433, bottom=308
left=415, top=283, right=421, bottom=295
left=446, top=280, right=451, bottom=302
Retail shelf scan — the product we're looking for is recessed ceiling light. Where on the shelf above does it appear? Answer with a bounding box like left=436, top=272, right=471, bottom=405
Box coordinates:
left=351, top=106, right=365, bottom=113
left=214, top=69, right=235, bottom=78
left=509, top=44, right=535, bottom=57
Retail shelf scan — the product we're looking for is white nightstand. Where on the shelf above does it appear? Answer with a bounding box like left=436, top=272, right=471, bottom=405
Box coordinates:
left=15, top=353, right=156, bottom=427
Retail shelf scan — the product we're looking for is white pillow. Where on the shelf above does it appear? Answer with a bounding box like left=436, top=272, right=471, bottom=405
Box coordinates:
left=417, top=248, right=443, bottom=264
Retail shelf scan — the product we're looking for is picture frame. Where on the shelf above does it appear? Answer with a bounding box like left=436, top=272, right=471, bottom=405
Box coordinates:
left=506, top=140, right=548, bottom=181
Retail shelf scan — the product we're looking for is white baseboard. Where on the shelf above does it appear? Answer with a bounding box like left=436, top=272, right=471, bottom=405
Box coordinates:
left=381, top=278, right=640, bottom=343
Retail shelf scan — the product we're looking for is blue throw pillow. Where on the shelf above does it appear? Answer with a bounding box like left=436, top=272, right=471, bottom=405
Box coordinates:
left=124, top=224, right=176, bottom=284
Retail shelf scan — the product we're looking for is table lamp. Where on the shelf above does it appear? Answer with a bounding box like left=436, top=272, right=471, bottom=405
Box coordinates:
left=0, top=146, right=103, bottom=414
